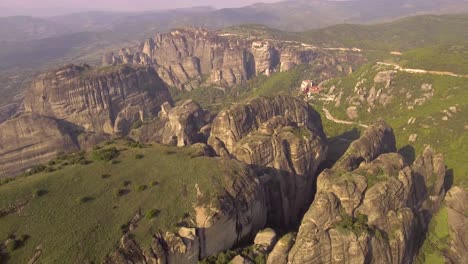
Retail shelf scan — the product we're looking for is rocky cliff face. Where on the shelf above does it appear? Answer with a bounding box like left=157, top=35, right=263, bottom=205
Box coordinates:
left=208, top=95, right=328, bottom=227
left=0, top=114, right=80, bottom=177
left=103, top=28, right=363, bottom=91
left=286, top=122, right=447, bottom=264
left=1, top=64, right=172, bottom=177
left=24, top=64, right=172, bottom=135
left=130, top=100, right=211, bottom=147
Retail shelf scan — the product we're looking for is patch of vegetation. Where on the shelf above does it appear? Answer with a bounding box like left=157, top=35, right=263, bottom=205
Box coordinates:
left=135, top=185, right=147, bottom=192
left=0, top=140, right=239, bottom=263
left=135, top=154, right=144, bottom=160
left=24, top=165, right=46, bottom=176
left=145, top=209, right=160, bottom=220
left=77, top=196, right=95, bottom=204
left=91, top=147, right=120, bottom=162
left=333, top=210, right=371, bottom=237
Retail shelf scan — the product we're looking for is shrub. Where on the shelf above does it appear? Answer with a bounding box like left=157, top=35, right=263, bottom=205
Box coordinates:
left=101, top=174, right=111, bottom=179
left=25, top=165, right=46, bottom=176
left=145, top=209, right=160, bottom=219
left=110, top=160, right=120, bottom=165
left=44, top=167, right=56, bottom=173
left=150, top=181, right=159, bottom=186
left=79, top=159, right=91, bottom=165
left=123, top=180, right=131, bottom=187
left=131, top=119, right=143, bottom=130
left=77, top=196, right=94, bottom=203
left=34, top=189, right=48, bottom=197
left=136, top=185, right=147, bottom=192
left=6, top=240, right=20, bottom=251
left=47, top=160, right=56, bottom=166
left=127, top=141, right=144, bottom=148
left=135, top=154, right=144, bottom=159
left=92, top=147, right=119, bottom=162
left=115, top=189, right=130, bottom=197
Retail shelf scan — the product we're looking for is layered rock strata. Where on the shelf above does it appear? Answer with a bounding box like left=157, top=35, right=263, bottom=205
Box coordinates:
left=208, top=95, right=328, bottom=227
left=1, top=64, right=172, bottom=177
left=103, top=27, right=363, bottom=90
left=0, top=114, right=80, bottom=177
left=24, top=64, right=172, bottom=135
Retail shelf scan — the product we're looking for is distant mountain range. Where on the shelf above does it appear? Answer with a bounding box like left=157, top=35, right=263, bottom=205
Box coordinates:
left=2, top=0, right=468, bottom=42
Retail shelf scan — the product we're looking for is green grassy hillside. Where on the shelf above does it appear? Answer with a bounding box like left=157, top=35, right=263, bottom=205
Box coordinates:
left=0, top=140, right=245, bottom=263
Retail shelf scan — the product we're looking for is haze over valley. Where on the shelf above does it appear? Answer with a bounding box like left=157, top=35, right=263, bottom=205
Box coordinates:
left=0, top=1, right=467, bottom=264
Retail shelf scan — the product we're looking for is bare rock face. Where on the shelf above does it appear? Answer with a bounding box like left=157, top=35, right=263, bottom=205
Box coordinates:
left=208, top=95, right=328, bottom=227
left=334, top=120, right=396, bottom=171
left=103, top=28, right=363, bottom=90
left=24, top=64, right=172, bottom=135
left=0, top=114, right=79, bottom=177
left=0, top=103, right=19, bottom=124
left=130, top=100, right=210, bottom=146
left=444, top=186, right=468, bottom=264
left=287, top=122, right=447, bottom=264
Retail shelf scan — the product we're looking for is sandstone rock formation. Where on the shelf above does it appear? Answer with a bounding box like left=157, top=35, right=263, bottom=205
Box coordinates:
left=0, top=114, right=79, bottom=177
left=103, top=27, right=364, bottom=91
left=24, top=64, right=172, bottom=135
left=1, top=63, right=173, bottom=177
left=130, top=100, right=211, bottom=146
left=287, top=123, right=447, bottom=263
left=266, top=233, right=296, bottom=264
left=334, top=120, right=396, bottom=171
left=444, top=187, right=468, bottom=264
left=208, top=95, right=328, bottom=227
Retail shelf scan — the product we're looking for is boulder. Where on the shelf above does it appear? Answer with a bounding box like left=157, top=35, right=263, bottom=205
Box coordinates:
left=254, top=228, right=277, bottom=252
left=230, top=255, right=254, bottom=264
left=266, top=233, right=296, bottom=264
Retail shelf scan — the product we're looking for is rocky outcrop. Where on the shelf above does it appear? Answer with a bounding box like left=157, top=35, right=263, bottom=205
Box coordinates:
left=0, top=114, right=80, bottom=177
left=24, top=64, right=172, bottom=135
left=0, top=103, right=19, bottom=124
left=266, top=233, right=296, bottom=264
left=208, top=95, right=328, bottom=227
left=103, top=28, right=363, bottom=90
left=105, top=159, right=267, bottom=263
left=334, top=120, right=396, bottom=171
left=287, top=122, right=447, bottom=264
left=1, top=63, right=173, bottom=177
left=130, top=100, right=211, bottom=146
left=441, top=186, right=468, bottom=264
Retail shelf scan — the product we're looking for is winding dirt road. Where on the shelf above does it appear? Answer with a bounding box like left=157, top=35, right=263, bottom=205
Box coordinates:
left=322, top=107, right=368, bottom=128
left=377, top=62, right=468, bottom=78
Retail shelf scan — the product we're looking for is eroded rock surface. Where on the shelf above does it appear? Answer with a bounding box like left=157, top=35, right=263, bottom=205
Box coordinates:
left=24, top=64, right=172, bottom=134
left=103, top=28, right=364, bottom=90
left=208, top=95, right=328, bottom=227
left=0, top=114, right=80, bottom=177
left=287, top=123, right=447, bottom=264
left=131, top=100, right=211, bottom=146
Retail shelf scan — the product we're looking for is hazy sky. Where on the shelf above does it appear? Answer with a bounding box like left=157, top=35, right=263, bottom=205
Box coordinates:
left=2, top=0, right=283, bottom=11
